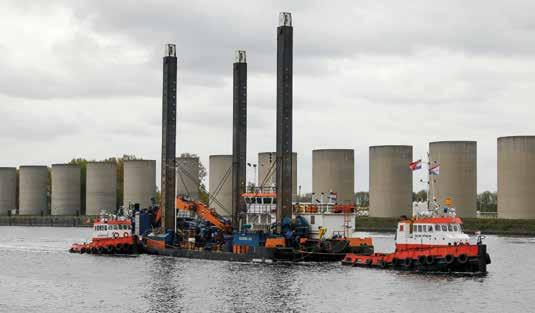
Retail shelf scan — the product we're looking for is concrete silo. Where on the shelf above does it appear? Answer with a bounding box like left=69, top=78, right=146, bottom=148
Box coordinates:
left=429, top=141, right=477, bottom=217
left=86, top=162, right=117, bottom=215
left=0, top=167, right=17, bottom=215
left=369, top=146, right=413, bottom=217
left=123, top=160, right=156, bottom=209
left=176, top=156, right=200, bottom=200
left=312, top=149, right=355, bottom=203
left=498, top=136, right=535, bottom=219
left=19, top=166, right=49, bottom=215
left=257, top=152, right=297, bottom=196
left=209, top=155, right=232, bottom=218
left=51, top=164, right=81, bottom=215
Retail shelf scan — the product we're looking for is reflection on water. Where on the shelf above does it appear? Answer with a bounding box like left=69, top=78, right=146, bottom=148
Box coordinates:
left=0, top=227, right=534, bottom=312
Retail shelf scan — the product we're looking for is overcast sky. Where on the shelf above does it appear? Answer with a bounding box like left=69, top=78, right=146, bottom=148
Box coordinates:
left=1, top=0, right=534, bottom=193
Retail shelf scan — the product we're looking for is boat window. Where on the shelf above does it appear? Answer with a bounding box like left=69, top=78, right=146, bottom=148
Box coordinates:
left=453, top=225, right=458, bottom=232
left=119, top=225, right=124, bottom=230
left=272, top=198, right=277, bottom=204
left=251, top=197, right=256, bottom=204
left=310, top=215, right=315, bottom=224
left=422, top=225, right=427, bottom=232
left=441, top=224, right=447, bottom=231
left=263, top=198, right=272, bottom=204
left=447, top=224, right=453, bottom=232
left=412, top=225, right=416, bottom=233
left=435, top=224, right=440, bottom=231
left=428, top=225, right=433, bottom=232
left=417, top=225, right=422, bottom=232
left=256, top=197, right=262, bottom=204
left=245, top=197, right=251, bottom=204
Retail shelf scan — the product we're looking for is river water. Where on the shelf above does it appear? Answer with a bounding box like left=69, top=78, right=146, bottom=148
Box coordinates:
left=0, top=227, right=533, bottom=313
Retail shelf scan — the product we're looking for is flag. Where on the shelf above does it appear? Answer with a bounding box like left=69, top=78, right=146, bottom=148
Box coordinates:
left=409, top=160, right=422, bottom=171
left=429, top=164, right=440, bottom=175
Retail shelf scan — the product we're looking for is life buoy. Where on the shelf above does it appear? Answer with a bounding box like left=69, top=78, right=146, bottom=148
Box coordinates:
left=445, top=254, right=455, bottom=264
left=123, top=232, right=129, bottom=237
left=457, top=254, right=469, bottom=264
left=112, top=232, right=120, bottom=239
left=425, top=255, right=435, bottom=265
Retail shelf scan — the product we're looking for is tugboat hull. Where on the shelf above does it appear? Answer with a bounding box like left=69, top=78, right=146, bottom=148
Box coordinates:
left=342, top=244, right=490, bottom=274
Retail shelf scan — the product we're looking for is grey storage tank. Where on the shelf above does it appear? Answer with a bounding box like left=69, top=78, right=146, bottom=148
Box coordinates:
left=19, top=166, right=49, bottom=215
left=176, top=156, right=200, bottom=200
left=123, top=160, right=156, bottom=209
left=209, top=155, right=232, bottom=218
left=312, top=149, right=355, bottom=203
left=0, top=167, right=17, bottom=215
left=51, top=164, right=81, bottom=215
left=86, top=162, right=117, bottom=215
left=369, top=146, right=413, bottom=217
left=498, top=136, right=535, bottom=219
left=429, top=141, right=477, bottom=217
left=257, top=152, right=297, bottom=196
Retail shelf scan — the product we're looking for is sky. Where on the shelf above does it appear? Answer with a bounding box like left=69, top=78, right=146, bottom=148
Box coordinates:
left=1, top=0, right=534, bottom=193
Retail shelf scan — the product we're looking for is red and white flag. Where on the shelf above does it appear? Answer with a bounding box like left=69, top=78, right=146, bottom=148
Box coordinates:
left=409, top=160, right=422, bottom=171
left=429, top=164, right=440, bottom=175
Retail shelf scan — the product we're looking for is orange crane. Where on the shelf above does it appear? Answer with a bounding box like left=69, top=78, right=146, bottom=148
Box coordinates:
left=175, top=196, right=232, bottom=233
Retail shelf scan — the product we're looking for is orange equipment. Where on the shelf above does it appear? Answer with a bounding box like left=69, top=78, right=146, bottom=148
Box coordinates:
left=175, top=196, right=232, bottom=233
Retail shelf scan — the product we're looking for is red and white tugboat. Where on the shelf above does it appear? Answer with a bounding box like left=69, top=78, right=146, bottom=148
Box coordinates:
left=342, top=204, right=491, bottom=274
left=70, top=214, right=140, bottom=255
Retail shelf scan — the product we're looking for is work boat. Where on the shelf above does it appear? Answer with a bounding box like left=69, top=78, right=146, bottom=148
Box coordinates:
left=69, top=213, right=141, bottom=255
left=143, top=187, right=373, bottom=263
left=342, top=204, right=491, bottom=274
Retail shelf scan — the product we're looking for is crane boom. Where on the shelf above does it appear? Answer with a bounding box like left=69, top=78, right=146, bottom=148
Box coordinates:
left=175, top=196, right=232, bottom=233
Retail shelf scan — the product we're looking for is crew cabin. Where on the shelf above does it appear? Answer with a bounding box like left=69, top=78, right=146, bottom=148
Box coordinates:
left=395, top=217, right=470, bottom=247
left=93, top=220, right=132, bottom=239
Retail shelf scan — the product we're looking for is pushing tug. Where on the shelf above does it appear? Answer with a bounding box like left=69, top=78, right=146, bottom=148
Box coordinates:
left=342, top=203, right=491, bottom=274
left=69, top=213, right=141, bottom=255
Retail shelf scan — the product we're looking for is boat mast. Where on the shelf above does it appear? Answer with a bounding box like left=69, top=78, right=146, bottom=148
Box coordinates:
left=231, top=50, right=247, bottom=229
left=275, top=12, right=294, bottom=232
left=161, top=44, right=177, bottom=232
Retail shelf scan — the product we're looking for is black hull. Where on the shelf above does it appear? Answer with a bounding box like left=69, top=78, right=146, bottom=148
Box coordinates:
left=145, top=246, right=347, bottom=263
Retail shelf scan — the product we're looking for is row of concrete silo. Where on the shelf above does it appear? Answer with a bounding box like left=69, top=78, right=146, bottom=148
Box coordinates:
left=206, top=138, right=535, bottom=220
left=0, top=160, right=157, bottom=216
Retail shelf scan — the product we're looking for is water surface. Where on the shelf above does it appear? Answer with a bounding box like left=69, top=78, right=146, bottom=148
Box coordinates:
left=0, top=227, right=533, bottom=312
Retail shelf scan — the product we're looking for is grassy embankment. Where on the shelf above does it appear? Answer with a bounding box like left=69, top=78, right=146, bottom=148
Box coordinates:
left=355, top=217, right=535, bottom=236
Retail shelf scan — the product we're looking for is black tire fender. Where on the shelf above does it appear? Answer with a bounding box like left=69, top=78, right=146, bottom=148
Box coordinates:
left=458, top=254, right=469, bottom=264
left=445, top=254, right=455, bottom=264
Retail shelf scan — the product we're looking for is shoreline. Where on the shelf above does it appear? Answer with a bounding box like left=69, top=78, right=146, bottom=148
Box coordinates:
left=355, top=217, right=535, bottom=236
left=1, top=216, right=535, bottom=236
